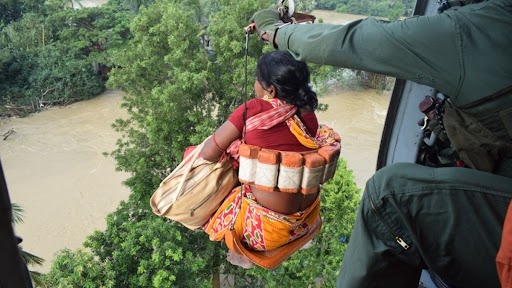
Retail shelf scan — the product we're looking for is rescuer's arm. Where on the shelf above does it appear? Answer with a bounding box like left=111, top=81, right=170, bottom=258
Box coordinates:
left=253, top=9, right=462, bottom=97
left=280, top=16, right=461, bottom=95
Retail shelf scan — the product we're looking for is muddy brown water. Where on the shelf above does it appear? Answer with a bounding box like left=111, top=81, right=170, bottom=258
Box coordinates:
left=0, top=90, right=130, bottom=272
left=0, top=88, right=390, bottom=272
left=318, top=88, right=390, bottom=188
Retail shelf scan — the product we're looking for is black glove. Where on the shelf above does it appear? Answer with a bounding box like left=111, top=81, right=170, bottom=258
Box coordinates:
left=250, top=9, right=287, bottom=48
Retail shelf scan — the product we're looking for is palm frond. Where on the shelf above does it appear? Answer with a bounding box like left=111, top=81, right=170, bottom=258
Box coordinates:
left=11, top=202, right=24, bottom=224
left=18, top=247, right=45, bottom=267
left=29, top=270, right=48, bottom=288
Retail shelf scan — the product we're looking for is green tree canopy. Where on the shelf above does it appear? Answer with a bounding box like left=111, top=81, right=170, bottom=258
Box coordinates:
left=0, top=1, right=133, bottom=116
left=42, top=0, right=361, bottom=287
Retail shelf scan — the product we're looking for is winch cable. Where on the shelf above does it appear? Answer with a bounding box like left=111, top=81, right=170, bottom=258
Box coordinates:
left=242, top=29, right=250, bottom=142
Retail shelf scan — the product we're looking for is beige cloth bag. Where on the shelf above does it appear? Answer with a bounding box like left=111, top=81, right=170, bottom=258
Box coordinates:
left=150, top=138, right=238, bottom=230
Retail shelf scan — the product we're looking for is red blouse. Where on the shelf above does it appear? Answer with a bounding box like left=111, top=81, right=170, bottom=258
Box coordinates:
left=228, top=98, right=318, bottom=152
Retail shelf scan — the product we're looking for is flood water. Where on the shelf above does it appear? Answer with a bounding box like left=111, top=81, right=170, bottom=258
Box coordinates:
left=0, top=90, right=131, bottom=272
left=318, top=88, right=390, bottom=189
left=0, top=88, right=390, bottom=273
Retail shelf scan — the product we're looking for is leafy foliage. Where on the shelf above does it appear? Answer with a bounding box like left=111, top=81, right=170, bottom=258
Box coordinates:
left=204, top=0, right=270, bottom=122
left=17, top=0, right=366, bottom=286
left=0, top=0, right=46, bottom=25
left=84, top=199, right=219, bottom=287
left=0, top=2, right=132, bottom=116
left=39, top=0, right=363, bottom=287
left=106, top=0, right=215, bottom=205
left=27, top=42, right=105, bottom=107
left=43, top=249, right=112, bottom=287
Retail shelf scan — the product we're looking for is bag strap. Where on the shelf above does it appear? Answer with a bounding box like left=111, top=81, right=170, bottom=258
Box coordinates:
left=164, top=137, right=209, bottom=204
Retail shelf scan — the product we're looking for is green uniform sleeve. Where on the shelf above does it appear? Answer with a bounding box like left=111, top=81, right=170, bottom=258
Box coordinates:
left=276, top=14, right=462, bottom=97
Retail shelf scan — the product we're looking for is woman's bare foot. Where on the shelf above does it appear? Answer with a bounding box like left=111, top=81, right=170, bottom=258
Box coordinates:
left=226, top=250, right=254, bottom=269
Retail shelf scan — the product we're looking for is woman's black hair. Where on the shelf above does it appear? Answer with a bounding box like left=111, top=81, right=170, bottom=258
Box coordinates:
left=255, top=51, right=318, bottom=110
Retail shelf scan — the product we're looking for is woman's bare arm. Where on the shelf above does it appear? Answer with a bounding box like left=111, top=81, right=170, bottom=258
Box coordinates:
left=200, top=121, right=241, bottom=162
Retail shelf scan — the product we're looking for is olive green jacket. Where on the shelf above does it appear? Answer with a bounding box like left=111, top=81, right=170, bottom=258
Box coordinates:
left=276, top=0, right=512, bottom=106
left=277, top=0, right=512, bottom=176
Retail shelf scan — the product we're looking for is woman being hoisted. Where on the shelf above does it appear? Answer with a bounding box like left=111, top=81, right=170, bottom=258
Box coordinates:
left=201, top=51, right=340, bottom=269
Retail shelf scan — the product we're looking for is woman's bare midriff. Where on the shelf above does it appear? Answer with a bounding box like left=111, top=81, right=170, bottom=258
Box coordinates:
left=250, top=185, right=319, bottom=215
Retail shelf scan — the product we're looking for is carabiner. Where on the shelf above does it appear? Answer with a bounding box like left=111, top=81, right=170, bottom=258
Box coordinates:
left=278, top=0, right=295, bottom=20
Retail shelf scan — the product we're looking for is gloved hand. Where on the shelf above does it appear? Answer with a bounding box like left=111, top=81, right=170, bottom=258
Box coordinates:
left=250, top=9, right=286, bottom=48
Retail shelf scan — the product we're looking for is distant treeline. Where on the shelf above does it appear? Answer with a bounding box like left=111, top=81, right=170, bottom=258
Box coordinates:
left=317, top=0, right=416, bottom=19
left=0, top=0, right=410, bottom=118
left=0, top=0, right=137, bottom=117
